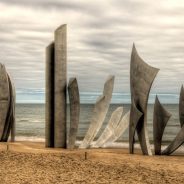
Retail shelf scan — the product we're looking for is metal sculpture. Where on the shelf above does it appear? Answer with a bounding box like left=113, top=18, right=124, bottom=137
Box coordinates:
left=45, top=24, right=67, bottom=148
left=129, top=100, right=143, bottom=154
left=79, top=75, right=114, bottom=149
left=68, top=78, right=80, bottom=149
left=54, top=24, right=67, bottom=148
left=93, top=107, right=123, bottom=148
left=162, top=85, right=184, bottom=155
left=106, top=111, right=130, bottom=144
left=0, top=64, right=15, bottom=142
left=179, top=85, right=184, bottom=127
left=45, top=42, right=55, bottom=148
left=129, top=44, right=159, bottom=155
left=1, top=74, right=16, bottom=142
left=162, top=125, right=184, bottom=155
left=153, top=96, right=171, bottom=155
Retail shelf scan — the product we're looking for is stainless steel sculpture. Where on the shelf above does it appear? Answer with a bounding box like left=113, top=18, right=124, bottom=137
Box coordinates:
left=45, top=42, right=55, bottom=147
left=2, top=75, right=16, bottom=142
left=54, top=24, right=67, bottom=148
left=79, top=95, right=105, bottom=148
left=45, top=24, right=67, bottom=148
left=79, top=75, right=114, bottom=149
left=10, top=79, right=16, bottom=142
left=179, top=85, right=184, bottom=127
left=153, top=96, right=171, bottom=155
left=93, top=107, right=123, bottom=148
left=68, top=78, right=80, bottom=149
left=106, top=111, right=130, bottom=144
left=129, top=100, right=143, bottom=154
left=162, top=86, right=184, bottom=155
left=129, top=44, right=159, bottom=155
left=0, top=64, right=15, bottom=142
left=0, top=64, right=10, bottom=140
left=162, top=125, right=184, bottom=155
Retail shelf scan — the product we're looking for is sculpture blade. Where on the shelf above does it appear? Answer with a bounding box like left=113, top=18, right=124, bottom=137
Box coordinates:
left=93, top=107, right=123, bottom=148
left=130, top=44, right=159, bottom=155
left=153, top=96, right=171, bottom=155
left=79, top=95, right=105, bottom=148
left=0, top=64, right=10, bottom=140
left=179, top=85, right=184, bottom=127
left=106, top=110, right=130, bottom=144
left=1, top=74, right=15, bottom=141
left=129, top=100, right=143, bottom=154
left=79, top=75, right=114, bottom=148
left=162, top=125, right=184, bottom=155
left=54, top=24, right=67, bottom=148
left=67, top=78, right=80, bottom=149
left=10, top=78, right=16, bottom=142
left=45, top=42, right=55, bottom=147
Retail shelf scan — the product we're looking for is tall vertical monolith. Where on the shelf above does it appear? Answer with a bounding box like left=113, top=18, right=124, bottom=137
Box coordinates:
left=10, top=82, right=16, bottom=142
left=68, top=78, right=80, bottom=149
left=54, top=24, right=67, bottom=148
left=45, top=42, right=55, bottom=147
left=179, top=85, right=184, bottom=127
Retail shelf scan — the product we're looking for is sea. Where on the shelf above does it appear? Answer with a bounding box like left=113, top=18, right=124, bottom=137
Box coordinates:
left=15, top=103, right=181, bottom=147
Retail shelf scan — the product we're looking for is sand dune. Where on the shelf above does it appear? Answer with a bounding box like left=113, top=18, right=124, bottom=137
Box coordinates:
left=0, top=142, right=184, bottom=184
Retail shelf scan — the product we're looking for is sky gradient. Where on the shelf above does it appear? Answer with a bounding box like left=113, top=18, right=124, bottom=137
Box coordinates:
left=1, top=0, right=184, bottom=103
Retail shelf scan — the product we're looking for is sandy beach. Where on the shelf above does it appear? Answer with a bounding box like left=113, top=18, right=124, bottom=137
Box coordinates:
left=0, top=142, right=183, bottom=184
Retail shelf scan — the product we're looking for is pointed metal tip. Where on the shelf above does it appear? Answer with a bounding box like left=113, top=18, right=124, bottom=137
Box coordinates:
left=106, top=75, right=115, bottom=82
left=46, top=41, right=54, bottom=49
left=96, top=95, right=105, bottom=104
left=68, top=77, right=77, bottom=87
left=131, top=43, right=138, bottom=56
left=55, top=24, right=67, bottom=32
left=155, top=95, right=160, bottom=105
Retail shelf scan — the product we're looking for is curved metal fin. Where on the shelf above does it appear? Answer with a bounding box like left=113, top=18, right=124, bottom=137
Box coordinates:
left=0, top=64, right=10, bottom=141
left=153, top=96, right=171, bottom=155
left=79, top=95, right=105, bottom=148
left=162, top=125, right=184, bottom=155
left=10, top=76, right=16, bottom=142
left=130, top=44, right=159, bottom=155
left=93, top=107, right=123, bottom=148
left=106, top=110, right=130, bottom=144
left=1, top=74, right=15, bottom=141
left=129, top=100, right=143, bottom=154
left=79, top=75, right=114, bottom=149
left=179, top=85, right=184, bottom=127
left=67, top=78, right=80, bottom=149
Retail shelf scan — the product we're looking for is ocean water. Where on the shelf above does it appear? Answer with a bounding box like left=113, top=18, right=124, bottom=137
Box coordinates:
left=15, top=104, right=181, bottom=145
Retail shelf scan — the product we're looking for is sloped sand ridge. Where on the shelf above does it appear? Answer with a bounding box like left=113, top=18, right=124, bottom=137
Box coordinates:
left=0, top=142, right=184, bottom=184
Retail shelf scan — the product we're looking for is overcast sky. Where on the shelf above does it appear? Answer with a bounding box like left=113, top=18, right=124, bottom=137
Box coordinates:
left=1, top=0, right=184, bottom=103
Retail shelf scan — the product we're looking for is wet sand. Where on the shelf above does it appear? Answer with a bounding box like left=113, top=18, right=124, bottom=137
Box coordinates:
left=0, top=142, right=184, bottom=184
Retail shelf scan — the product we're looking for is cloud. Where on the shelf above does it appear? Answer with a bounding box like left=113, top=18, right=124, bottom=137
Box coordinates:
left=1, top=0, right=184, bottom=103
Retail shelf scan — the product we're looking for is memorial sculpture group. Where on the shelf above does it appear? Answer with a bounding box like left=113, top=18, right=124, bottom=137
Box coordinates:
left=1, top=24, right=183, bottom=156
left=45, top=24, right=184, bottom=155
left=0, top=64, right=15, bottom=142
